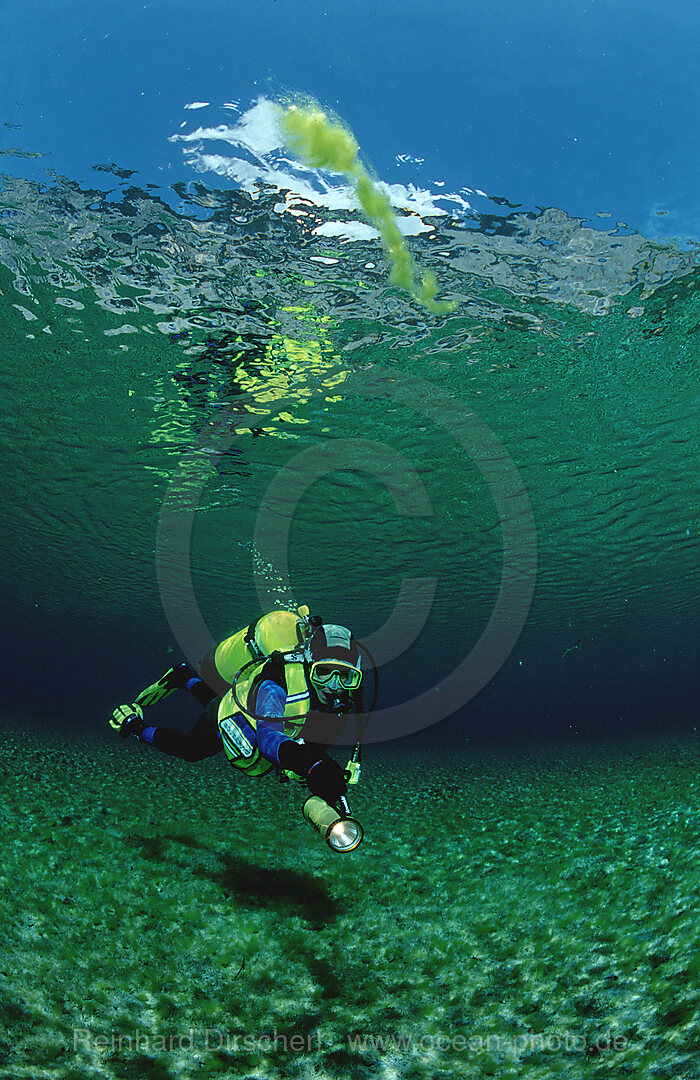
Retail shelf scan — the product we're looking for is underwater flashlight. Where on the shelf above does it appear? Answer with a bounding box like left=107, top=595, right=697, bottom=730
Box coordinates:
left=302, top=796, right=364, bottom=853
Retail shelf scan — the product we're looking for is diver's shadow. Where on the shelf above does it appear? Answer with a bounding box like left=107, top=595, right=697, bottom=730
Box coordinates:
left=133, top=833, right=344, bottom=929
left=132, top=833, right=349, bottom=1016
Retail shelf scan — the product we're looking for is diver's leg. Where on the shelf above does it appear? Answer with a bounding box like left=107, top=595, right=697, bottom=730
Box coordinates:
left=198, top=645, right=233, bottom=699
left=178, top=668, right=218, bottom=707
left=139, top=698, right=223, bottom=762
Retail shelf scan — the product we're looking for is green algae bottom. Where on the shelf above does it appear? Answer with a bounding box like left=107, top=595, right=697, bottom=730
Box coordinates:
left=2, top=718, right=699, bottom=1080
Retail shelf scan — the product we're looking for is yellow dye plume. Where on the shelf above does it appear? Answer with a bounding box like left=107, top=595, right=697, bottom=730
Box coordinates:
left=280, top=105, right=455, bottom=314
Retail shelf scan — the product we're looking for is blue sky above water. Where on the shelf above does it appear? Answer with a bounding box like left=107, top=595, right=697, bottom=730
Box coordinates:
left=2, top=0, right=700, bottom=238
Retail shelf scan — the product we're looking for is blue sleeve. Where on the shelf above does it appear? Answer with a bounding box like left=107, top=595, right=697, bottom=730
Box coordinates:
left=255, top=679, right=287, bottom=720
left=254, top=679, right=289, bottom=767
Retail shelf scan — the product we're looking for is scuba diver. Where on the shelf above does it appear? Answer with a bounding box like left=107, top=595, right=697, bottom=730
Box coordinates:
left=109, top=606, right=374, bottom=851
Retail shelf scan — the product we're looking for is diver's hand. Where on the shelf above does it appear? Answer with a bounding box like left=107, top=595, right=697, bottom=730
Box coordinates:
left=306, top=756, right=349, bottom=803
left=109, top=703, right=145, bottom=739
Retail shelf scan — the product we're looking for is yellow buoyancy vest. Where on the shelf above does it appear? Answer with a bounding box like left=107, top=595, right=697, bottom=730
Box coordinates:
left=215, top=607, right=314, bottom=776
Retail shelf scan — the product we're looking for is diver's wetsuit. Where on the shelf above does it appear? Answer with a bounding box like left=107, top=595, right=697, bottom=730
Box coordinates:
left=140, top=673, right=342, bottom=775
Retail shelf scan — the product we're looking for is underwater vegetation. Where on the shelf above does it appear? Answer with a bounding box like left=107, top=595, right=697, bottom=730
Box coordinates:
left=2, top=718, right=699, bottom=1079
left=279, top=103, right=455, bottom=314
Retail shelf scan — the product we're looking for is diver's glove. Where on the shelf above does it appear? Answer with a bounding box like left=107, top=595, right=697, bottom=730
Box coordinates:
left=305, top=756, right=349, bottom=803
left=109, top=703, right=146, bottom=739
left=277, top=740, right=349, bottom=801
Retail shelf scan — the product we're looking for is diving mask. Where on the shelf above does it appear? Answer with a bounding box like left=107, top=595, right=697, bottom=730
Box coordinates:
left=309, top=660, right=362, bottom=692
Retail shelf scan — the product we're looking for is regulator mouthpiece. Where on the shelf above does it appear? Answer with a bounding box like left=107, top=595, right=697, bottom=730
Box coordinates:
left=302, top=796, right=364, bottom=853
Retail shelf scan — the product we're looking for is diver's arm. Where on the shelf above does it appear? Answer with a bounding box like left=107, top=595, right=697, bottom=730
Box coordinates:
left=252, top=680, right=288, bottom=765
left=253, top=680, right=348, bottom=800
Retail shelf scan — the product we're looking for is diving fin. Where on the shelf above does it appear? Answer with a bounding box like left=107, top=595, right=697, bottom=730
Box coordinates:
left=134, top=664, right=191, bottom=709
